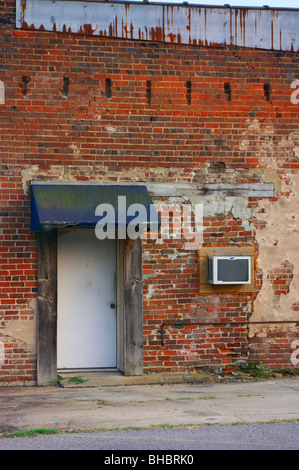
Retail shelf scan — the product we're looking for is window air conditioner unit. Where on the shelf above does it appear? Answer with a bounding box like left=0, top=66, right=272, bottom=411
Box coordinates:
left=208, top=256, right=251, bottom=285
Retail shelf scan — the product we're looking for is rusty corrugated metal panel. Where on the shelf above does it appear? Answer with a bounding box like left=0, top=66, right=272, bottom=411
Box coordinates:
left=16, top=0, right=299, bottom=51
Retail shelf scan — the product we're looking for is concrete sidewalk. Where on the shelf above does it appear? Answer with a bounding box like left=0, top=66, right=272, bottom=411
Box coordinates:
left=1, top=374, right=299, bottom=433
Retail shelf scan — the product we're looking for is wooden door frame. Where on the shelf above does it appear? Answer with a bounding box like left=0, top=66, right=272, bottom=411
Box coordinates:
left=36, top=230, right=143, bottom=385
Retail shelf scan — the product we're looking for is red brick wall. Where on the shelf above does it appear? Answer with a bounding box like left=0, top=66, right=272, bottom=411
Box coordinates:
left=1, top=2, right=299, bottom=383
left=248, top=327, right=299, bottom=370
left=0, top=168, right=36, bottom=384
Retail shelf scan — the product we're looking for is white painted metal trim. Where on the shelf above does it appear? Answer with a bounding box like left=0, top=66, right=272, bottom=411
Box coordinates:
left=16, top=0, right=299, bottom=52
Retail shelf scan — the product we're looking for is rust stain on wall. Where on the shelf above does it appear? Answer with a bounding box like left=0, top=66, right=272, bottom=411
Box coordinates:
left=16, top=0, right=299, bottom=51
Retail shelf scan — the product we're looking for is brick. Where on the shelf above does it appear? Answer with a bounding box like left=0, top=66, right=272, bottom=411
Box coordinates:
left=1, top=6, right=299, bottom=383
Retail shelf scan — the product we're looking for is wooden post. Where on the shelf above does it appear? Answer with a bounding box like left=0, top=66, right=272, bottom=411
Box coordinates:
left=37, top=230, right=57, bottom=386
left=123, top=237, right=143, bottom=375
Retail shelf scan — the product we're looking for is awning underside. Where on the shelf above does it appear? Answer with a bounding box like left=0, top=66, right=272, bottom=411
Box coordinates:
left=30, top=183, right=160, bottom=232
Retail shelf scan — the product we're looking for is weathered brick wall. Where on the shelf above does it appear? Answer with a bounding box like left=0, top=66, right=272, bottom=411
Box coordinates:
left=1, top=1, right=299, bottom=383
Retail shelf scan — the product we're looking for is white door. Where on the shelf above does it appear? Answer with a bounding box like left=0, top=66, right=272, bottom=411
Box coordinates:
left=57, top=229, right=117, bottom=369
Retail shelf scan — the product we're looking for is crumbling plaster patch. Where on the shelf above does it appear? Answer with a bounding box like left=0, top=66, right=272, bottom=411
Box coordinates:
left=21, top=165, right=39, bottom=195
left=145, top=285, right=157, bottom=301
left=0, top=319, right=36, bottom=352
left=166, top=195, right=253, bottom=232
left=243, top=120, right=299, bottom=193
left=1, top=300, right=36, bottom=353
left=240, top=120, right=299, bottom=170
left=250, top=168, right=282, bottom=192
left=19, top=161, right=255, bottom=189
left=253, top=172, right=299, bottom=325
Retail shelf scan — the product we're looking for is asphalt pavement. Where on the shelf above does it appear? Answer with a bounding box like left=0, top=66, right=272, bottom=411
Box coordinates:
left=0, top=422, right=299, bottom=450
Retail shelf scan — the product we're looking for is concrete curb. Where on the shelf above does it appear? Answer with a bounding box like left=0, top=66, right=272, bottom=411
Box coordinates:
left=58, top=371, right=217, bottom=388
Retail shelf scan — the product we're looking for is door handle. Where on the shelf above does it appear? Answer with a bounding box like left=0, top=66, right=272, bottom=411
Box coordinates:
left=110, top=303, right=116, bottom=309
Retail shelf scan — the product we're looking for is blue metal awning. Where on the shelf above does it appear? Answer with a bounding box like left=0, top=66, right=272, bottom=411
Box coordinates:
left=30, top=183, right=160, bottom=233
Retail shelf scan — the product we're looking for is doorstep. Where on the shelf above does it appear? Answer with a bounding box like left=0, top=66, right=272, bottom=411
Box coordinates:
left=57, top=370, right=215, bottom=388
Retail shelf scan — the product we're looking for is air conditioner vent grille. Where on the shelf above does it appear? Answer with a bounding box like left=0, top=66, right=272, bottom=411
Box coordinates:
left=208, top=256, right=251, bottom=285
